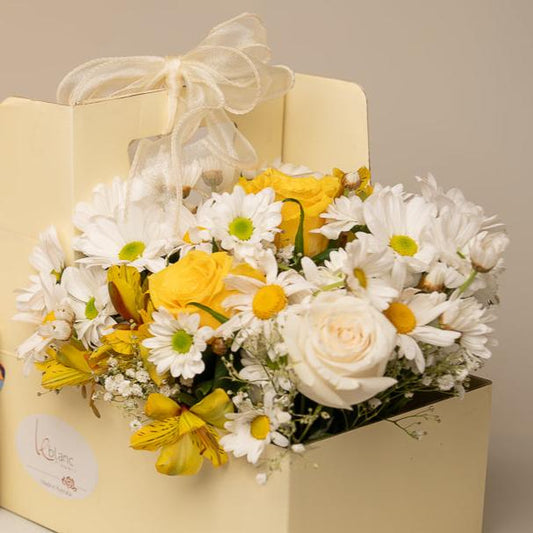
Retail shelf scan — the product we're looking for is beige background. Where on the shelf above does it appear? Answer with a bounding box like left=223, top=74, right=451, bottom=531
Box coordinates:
left=0, top=1, right=531, bottom=531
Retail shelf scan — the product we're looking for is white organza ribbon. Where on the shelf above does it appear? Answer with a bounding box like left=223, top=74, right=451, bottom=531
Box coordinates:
left=56, top=12, right=294, bottom=210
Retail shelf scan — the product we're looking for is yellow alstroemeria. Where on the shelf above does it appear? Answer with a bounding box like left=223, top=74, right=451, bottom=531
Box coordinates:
left=131, top=389, right=234, bottom=476
left=107, top=264, right=147, bottom=324
left=100, top=325, right=164, bottom=385
left=35, top=342, right=100, bottom=390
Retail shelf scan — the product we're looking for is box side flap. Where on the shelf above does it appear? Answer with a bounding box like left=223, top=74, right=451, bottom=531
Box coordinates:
left=72, top=91, right=170, bottom=204
left=283, top=73, right=369, bottom=172
left=0, top=99, right=74, bottom=357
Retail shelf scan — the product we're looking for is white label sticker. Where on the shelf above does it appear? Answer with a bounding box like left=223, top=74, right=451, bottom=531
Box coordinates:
left=16, top=414, right=98, bottom=499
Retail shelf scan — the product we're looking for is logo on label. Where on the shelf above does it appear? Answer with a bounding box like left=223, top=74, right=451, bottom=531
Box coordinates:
left=16, top=414, right=98, bottom=499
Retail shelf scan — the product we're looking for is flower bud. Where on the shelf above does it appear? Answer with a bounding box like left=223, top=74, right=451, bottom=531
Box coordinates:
left=419, top=262, right=447, bottom=292
left=469, top=231, right=509, bottom=273
left=38, top=320, right=72, bottom=341
left=211, top=337, right=228, bottom=356
left=55, top=304, right=75, bottom=323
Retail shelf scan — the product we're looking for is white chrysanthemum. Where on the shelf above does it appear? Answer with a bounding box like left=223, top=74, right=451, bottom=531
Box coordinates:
left=220, top=391, right=290, bottom=464
left=441, top=297, right=495, bottom=367
left=16, top=275, right=73, bottom=375
left=219, top=252, right=312, bottom=348
left=432, top=205, right=484, bottom=269
left=301, top=249, right=347, bottom=290
left=73, top=204, right=176, bottom=272
left=363, top=186, right=437, bottom=280
left=383, top=290, right=460, bottom=372
left=315, top=194, right=365, bottom=239
left=73, top=177, right=128, bottom=233
left=342, top=235, right=398, bottom=310
left=15, top=226, right=65, bottom=319
left=172, top=205, right=213, bottom=258
left=199, top=186, right=282, bottom=266
left=416, top=174, right=501, bottom=230
left=61, top=266, right=116, bottom=348
left=143, top=308, right=213, bottom=379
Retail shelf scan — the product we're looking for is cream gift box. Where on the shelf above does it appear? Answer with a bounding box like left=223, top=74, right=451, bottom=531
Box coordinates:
left=0, top=74, right=490, bottom=533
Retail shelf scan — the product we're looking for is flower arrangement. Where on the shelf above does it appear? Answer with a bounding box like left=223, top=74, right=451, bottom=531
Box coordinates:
left=14, top=159, right=508, bottom=482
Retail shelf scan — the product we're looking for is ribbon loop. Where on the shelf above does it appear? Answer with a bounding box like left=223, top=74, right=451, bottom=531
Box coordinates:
left=56, top=12, right=294, bottom=215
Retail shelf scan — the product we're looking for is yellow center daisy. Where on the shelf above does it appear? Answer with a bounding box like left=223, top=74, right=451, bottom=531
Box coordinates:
left=353, top=267, right=368, bottom=288
left=383, top=302, right=417, bottom=334
left=228, top=216, right=254, bottom=241
left=84, top=297, right=98, bottom=320
left=250, top=415, right=271, bottom=440
left=171, top=330, right=194, bottom=354
left=252, top=284, right=288, bottom=320
left=119, top=241, right=146, bottom=261
left=389, top=235, right=418, bottom=257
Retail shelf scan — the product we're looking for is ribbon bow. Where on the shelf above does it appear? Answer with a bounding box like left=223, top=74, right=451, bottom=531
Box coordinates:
left=56, top=12, right=294, bottom=210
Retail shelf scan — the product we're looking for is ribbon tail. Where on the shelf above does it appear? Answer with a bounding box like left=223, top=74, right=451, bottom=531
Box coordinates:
left=203, top=109, right=258, bottom=170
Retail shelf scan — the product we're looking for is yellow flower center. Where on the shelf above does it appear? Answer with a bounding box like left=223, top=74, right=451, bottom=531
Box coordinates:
left=84, top=297, right=98, bottom=320
left=171, top=330, right=194, bottom=354
left=43, top=311, right=56, bottom=323
left=250, top=415, right=270, bottom=440
left=353, top=267, right=368, bottom=288
left=389, top=235, right=418, bottom=257
left=383, top=302, right=417, bottom=334
left=119, top=241, right=146, bottom=261
left=228, top=216, right=254, bottom=241
left=252, top=284, right=287, bottom=320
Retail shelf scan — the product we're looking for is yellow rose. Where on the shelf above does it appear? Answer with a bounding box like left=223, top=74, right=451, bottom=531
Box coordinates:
left=148, top=251, right=234, bottom=328
left=239, top=168, right=342, bottom=256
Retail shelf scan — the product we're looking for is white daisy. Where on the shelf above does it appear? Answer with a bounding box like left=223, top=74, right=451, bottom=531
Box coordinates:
left=219, top=252, right=312, bottom=348
left=143, top=308, right=213, bottom=379
left=15, top=226, right=65, bottom=319
left=73, top=177, right=128, bottom=233
left=432, top=205, right=484, bottom=269
left=172, top=204, right=213, bottom=258
left=441, top=296, right=495, bottom=368
left=383, top=290, right=460, bottom=372
left=301, top=249, right=347, bottom=290
left=199, top=186, right=282, bottom=266
left=220, top=391, right=290, bottom=464
left=363, top=186, right=437, bottom=281
left=342, top=235, right=398, bottom=310
left=61, top=266, right=116, bottom=348
left=73, top=203, right=176, bottom=272
left=416, top=174, right=501, bottom=230
left=314, top=194, right=365, bottom=239
left=16, top=275, right=73, bottom=375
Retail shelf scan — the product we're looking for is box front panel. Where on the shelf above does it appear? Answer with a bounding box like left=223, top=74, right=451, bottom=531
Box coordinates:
left=289, top=385, right=492, bottom=533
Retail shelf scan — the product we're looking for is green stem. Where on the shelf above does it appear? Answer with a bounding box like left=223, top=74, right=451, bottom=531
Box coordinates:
left=459, top=270, right=477, bottom=294
left=297, top=405, right=322, bottom=443
left=319, top=280, right=345, bottom=292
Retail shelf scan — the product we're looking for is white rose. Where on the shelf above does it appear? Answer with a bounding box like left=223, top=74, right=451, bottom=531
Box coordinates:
left=284, top=292, right=397, bottom=409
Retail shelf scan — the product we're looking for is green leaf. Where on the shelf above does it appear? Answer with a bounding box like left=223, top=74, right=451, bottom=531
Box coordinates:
left=213, top=357, right=230, bottom=389
left=195, top=380, right=214, bottom=400
left=282, top=198, right=305, bottom=259
left=175, top=391, right=197, bottom=407
left=189, top=302, right=229, bottom=324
